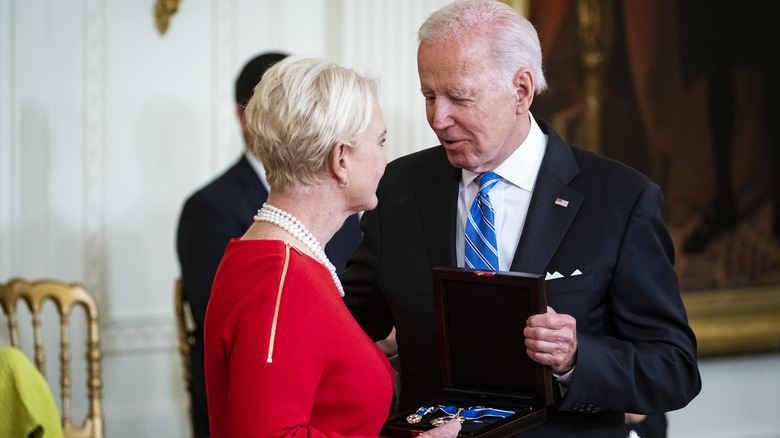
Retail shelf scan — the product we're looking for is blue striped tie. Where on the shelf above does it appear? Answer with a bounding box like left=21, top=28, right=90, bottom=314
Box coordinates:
left=465, top=172, right=501, bottom=270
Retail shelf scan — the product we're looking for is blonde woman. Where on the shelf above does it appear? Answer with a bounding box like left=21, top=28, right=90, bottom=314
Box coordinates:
left=203, top=57, right=460, bottom=438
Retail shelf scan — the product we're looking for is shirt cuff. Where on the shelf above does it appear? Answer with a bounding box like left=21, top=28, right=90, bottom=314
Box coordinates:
left=553, top=366, right=575, bottom=395
left=553, top=366, right=575, bottom=384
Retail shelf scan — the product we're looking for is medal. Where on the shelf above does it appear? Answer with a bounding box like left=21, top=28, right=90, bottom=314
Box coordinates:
left=406, top=404, right=516, bottom=426
left=431, top=408, right=464, bottom=427
left=406, top=406, right=436, bottom=424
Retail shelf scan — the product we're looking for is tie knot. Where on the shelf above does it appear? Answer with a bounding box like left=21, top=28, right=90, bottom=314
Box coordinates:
left=478, top=172, right=500, bottom=193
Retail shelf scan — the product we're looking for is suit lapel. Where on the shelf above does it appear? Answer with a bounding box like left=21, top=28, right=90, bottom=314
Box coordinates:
left=400, top=121, right=582, bottom=274
left=510, top=121, right=583, bottom=274
left=415, top=158, right=461, bottom=268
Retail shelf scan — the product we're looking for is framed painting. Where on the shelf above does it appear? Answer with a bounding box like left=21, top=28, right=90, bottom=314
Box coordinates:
left=528, top=0, right=780, bottom=357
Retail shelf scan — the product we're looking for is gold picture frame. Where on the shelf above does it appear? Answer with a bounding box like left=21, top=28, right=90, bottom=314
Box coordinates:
left=527, top=0, right=780, bottom=358
left=683, top=286, right=780, bottom=357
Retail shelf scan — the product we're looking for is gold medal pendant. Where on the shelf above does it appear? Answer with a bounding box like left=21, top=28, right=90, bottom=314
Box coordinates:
left=430, top=408, right=465, bottom=427
left=406, top=414, right=422, bottom=424
left=430, top=416, right=465, bottom=427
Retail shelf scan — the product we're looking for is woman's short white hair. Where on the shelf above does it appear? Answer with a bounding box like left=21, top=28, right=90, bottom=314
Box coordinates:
left=418, top=0, right=547, bottom=94
left=245, top=56, right=379, bottom=191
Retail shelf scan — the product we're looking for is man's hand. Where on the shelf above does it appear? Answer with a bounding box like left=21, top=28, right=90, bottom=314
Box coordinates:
left=524, top=306, right=577, bottom=374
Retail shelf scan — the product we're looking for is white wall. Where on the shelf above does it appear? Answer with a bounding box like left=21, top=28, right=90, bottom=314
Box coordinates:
left=667, top=353, right=780, bottom=438
left=2, top=1, right=779, bottom=437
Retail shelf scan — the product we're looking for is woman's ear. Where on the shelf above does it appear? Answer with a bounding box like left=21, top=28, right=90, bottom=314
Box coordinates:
left=331, top=142, right=350, bottom=182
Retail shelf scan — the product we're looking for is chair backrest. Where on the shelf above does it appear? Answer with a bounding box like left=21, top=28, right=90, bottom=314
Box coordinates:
left=0, top=278, right=104, bottom=438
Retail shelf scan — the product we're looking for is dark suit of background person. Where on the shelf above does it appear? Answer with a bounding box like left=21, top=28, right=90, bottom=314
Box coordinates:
left=341, top=2, right=700, bottom=436
left=176, top=52, right=363, bottom=438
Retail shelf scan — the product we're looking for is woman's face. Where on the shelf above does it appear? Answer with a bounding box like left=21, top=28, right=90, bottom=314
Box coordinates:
left=348, top=98, right=387, bottom=211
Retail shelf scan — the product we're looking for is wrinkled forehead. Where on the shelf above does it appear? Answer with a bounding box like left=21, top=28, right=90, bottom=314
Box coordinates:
left=418, top=37, right=499, bottom=87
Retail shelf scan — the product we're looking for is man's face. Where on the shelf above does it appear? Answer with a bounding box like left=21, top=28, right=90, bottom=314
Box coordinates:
left=417, top=34, right=528, bottom=173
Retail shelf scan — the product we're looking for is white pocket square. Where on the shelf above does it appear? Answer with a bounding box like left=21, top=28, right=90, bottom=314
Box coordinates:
left=545, top=271, right=564, bottom=280
left=546, top=269, right=582, bottom=280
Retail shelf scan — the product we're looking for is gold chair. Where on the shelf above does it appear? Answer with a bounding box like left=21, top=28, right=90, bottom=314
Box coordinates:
left=174, top=277, right=191, bottom=385
left=0, top=278, right=104, bottom=438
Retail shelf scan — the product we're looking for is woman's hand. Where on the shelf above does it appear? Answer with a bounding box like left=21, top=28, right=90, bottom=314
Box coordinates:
left=417, top=417, right=461, bottom=438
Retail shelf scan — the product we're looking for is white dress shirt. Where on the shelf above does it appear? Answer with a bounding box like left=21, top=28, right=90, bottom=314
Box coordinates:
left=456, top=115, right=548, bottom=271
left=456, top=116, right=574, bottom=388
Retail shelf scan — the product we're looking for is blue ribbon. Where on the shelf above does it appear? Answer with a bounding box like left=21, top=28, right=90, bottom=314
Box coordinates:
left=427, top=405, right=515, bottom=420
left=413, top=406, right=437, bottom=417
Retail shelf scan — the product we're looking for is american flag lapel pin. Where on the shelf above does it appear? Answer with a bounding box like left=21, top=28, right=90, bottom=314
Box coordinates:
left=555, top=198, right=569, bottom=207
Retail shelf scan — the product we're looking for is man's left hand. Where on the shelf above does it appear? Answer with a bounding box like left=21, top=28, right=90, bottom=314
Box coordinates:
left=524, top=306, right=577, bottom=374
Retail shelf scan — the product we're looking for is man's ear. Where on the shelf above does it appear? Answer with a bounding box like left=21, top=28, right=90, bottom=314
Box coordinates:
left=236, top=104, right=248, bottom=130
left=514, top=68, right=535, bottom=114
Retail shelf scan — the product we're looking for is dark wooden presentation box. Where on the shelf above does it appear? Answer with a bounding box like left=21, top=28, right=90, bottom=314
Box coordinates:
left=381, top=267, right=553, bottom=438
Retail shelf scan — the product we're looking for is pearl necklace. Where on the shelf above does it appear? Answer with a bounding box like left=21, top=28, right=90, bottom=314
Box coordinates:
left=254, top=203, right=344, bottom=297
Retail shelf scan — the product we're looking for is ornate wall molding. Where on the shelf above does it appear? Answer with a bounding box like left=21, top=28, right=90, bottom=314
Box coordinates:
left=211, top=0, right=236, bottom=173
left=83, top=0, right=107, bottom=304
left=102, top=317, right=178, bottom=354
left=0, top=1, right=15, bottom=278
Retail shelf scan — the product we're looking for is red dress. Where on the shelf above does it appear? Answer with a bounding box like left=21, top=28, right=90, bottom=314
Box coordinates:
left=205, top=239, right=394, bottom=438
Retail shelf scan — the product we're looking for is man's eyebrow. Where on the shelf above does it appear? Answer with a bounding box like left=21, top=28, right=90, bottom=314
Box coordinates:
left=449, top=88, right=473, bottom=99
left=419, top=86, right=473, bottom=98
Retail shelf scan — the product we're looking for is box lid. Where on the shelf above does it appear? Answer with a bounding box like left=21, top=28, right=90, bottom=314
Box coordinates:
left=432, top=267, right=553, bottom=407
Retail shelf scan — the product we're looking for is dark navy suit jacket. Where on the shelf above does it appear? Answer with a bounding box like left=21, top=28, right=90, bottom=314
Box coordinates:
left=176, top=155, right=362, bottom=437
left=342, top=119, right=700, bottom=437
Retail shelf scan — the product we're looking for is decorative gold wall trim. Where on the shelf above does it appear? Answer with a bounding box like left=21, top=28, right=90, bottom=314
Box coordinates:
left=154, top=0, right=181, bottom=35
left=498, top=0, right=528, bottom=17
left=683, top=287, right=780, bottom=357
left=575, top=0, right=614, bottom=155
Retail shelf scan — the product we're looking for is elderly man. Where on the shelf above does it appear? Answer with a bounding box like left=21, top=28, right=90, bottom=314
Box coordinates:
left=342, top=1, right=701, bottom=436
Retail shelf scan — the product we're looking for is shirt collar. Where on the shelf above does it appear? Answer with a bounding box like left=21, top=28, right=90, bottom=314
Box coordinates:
left=461, top=114, right=548, bottom=190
